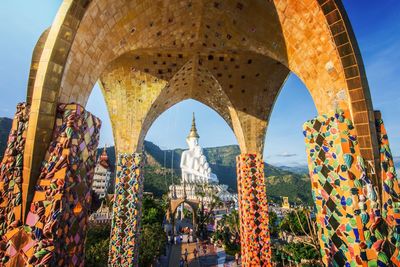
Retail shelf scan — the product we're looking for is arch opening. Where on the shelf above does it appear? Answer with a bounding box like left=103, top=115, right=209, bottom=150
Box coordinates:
left=2, top=1, right=388, bottom=266
left=24, top=0, right=379, bottom=193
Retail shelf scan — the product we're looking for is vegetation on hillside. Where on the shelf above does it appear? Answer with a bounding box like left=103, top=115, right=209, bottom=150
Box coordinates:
left=139, top=196, right=167, bottom=266
left=0, top=118, right=313, bottom=204
left=0, top=117, right=12, bottom=159
left=143, top=165, right=179, bottom=197
left=85, top=224, right=110, bottom=267
left=266, top=174, right=312, bottom=204
left=140, top=141, right=314, bottom=204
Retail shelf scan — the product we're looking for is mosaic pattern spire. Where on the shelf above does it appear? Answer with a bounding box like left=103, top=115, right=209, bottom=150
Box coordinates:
left=108, top=153, right=145, bottom=267
left=237, top=153, right=271, bottom=266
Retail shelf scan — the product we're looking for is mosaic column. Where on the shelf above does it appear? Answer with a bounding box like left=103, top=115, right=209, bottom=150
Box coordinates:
left=0, top=103, right=29, bottom=260
left=0, top=103, right=101, bottom=266
left=108, top=153, right=145, bottom=267
left=303, top=110, right=388, bottom=266
left=236, top=153, right=271, bottom=266
left=375, top=111, right=400, bottom=265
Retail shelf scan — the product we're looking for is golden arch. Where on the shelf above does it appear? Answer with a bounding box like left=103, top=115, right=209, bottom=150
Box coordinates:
left=168, top=198, right=199, bottom=223
left=167, top=198, right=200, bottom=237
left=23, top=0, right=377, bottom=222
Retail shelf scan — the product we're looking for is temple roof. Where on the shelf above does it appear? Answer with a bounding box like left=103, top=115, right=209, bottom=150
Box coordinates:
left=98, top=146, right=110, bottom=169
left=187, top=112, right=200, bottom=139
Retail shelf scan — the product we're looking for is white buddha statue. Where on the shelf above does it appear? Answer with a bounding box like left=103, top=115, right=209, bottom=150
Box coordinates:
left=180, top=113, right=219, bottom=184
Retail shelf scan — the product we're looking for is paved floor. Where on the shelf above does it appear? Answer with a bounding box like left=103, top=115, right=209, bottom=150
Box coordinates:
left=169, top=241, right=200, bottom=267
left=167, top=238, right=239, bottom=267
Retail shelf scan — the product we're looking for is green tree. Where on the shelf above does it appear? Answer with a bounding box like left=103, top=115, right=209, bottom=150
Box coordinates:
left=280, top=209, right=308, bottom=235
left=139, top=223, right=166, bottom=266
left=212, top=210, right=240, bottom=255
left=139, top=195, right=168, bottom=266
left=269, top=210, right=279, bottom=237
left=195, top=184, right=223, bottom=239
left=283, top=242, right=322, bottom=266
left=183, top=207, right=193, bottom=219
left=276, top=208, right=322, bottom=265
left=85, top=223, right=111, bottom=266
left=142, top=195, right=165, bottom=225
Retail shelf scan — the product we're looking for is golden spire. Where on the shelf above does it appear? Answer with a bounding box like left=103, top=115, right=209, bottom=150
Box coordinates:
left=187, top=112, right=200, bottom=139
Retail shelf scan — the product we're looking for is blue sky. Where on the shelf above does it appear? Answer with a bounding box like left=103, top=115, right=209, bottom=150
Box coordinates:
left=1, top=1, right=399, bottom=167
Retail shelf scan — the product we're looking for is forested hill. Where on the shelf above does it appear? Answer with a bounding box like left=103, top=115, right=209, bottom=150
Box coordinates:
left=0, top=117, right=313, bottom=204
left=140, top=141, right=314, bottom=204
left=0, top=118, right=12, bottom=159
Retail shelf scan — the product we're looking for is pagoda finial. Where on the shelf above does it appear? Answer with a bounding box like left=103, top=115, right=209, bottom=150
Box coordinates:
left=99, top=144, right=109, bottom=168
left=187, top=112, right=200, bottom=139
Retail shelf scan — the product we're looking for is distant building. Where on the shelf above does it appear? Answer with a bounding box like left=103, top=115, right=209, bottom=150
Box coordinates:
left=282, top=196, right=290, bottom=209
left=89, top=198, right=112, bottom=224
left=168, top=113, right=238, bottom=208
left=92, top=147, right=112, bottom=199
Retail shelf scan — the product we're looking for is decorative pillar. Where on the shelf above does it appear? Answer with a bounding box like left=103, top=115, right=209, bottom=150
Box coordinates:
left=0, top=103, right=30, bottom=263
left=0, top=103, right=101, bottom=266
left=375, top=111, right=400, bottom=265
left=0, top=103, right=29, bottom=234
left=108, top=153, right=145, bottom=267
left=303, top=110, right=388, bottom=266
left=236, top=153, right=271, bottom=266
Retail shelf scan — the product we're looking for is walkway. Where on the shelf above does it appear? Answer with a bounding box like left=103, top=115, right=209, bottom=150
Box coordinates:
left=169, top=241, right=200, bottom=267
left=167, top=236, right=239, bottom=267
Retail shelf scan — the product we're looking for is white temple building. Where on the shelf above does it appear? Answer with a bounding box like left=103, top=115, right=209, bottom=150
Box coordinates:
left=92, top=147, right=112, bottom=199
left=89, top=200, right=112, bottom=224
left=169, top=114, right=237, bottom=207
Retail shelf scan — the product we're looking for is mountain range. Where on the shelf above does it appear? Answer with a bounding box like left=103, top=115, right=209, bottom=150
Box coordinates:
left=101, top=141, right=314, bottom=204
left=87, top=138, right=314, bottom=203
left=4, top=116, right=400, bottom=204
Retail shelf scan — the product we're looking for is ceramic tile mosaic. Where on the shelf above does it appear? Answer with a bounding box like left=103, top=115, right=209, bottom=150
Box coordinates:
left=375, top=111, right=400, bottom=265
left=236, top=153, right=271, bottom=267
left=108, top=153, right=144, bottom=267
left=303, top=109, right=389, bottom=266
left=0, top=103, right=101, bottom=267
left=0, top=103, right=29, bottom=263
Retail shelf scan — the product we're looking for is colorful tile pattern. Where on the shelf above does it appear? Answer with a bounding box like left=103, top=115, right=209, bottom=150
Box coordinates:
left=0, top=103, right=29, bottom=263
left=236, top=153, right=271, bottom=267
left=0, top=103, right=101, bottom=266
left=303, top=110, right=389, bottom=266
left=375, top=111, right=400, bottom=265
left=108, top=153, right=144, bottom=267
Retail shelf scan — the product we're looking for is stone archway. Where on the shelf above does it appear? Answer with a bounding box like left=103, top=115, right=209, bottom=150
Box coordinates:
left=167, top=198, right=199, bottom=235
left=0, top=1, right=398, bottom=267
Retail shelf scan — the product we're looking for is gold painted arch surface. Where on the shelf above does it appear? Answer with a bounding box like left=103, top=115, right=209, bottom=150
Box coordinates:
left=23, top=0, right=379, bottom=221
left=100, top=53, right=236, bottom=153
